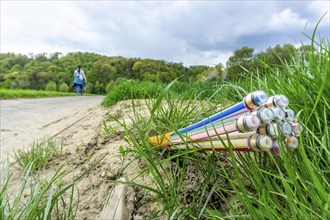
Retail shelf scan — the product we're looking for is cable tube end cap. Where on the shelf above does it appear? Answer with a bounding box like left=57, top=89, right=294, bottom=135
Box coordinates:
left=286, top=136, right=299, bottom=150
left=274, top=95, right=289, bottom=108
left=258, top=135, right=273, bottom=151
left=272, top=107, right=286, bottom=121
left=252, top=90, right=268, bottom=106
left=285, top=109, right=296, bottom=122
left=272, top=140, right=281, bottom=155
left=292, top=123, right=303, bottom=136
left=280, top=121, right=293, bottom=136
left=258, top=107, right=274, bottom=124
left=244, top=115, right=261, bottom=131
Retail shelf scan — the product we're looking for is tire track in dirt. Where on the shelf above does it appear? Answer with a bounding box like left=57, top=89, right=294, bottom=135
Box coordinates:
left=0, top=96, right=104, bottom=162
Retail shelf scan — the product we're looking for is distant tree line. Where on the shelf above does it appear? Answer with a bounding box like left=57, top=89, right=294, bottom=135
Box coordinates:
left=0, top=44, right=309, bottom=94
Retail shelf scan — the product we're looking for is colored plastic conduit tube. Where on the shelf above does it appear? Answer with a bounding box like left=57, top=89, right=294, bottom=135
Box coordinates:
left=169, top=134, right=273, bottom=152
left=215, top=107, right=274, bottom=125
left=200, top=107, right=274, bottom=141
left=169, top=114, right=261, bottom=144
left=174, top=90, right=268, bottom=134
left=208, top=131, right=255, bottom=140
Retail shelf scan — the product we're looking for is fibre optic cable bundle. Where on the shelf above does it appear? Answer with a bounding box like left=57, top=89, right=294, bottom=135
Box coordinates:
left=147, top=90, right=303, bottom=155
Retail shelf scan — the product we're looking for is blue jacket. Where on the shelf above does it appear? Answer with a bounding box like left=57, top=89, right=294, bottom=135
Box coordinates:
left=73, top=69, right=86, bottom=86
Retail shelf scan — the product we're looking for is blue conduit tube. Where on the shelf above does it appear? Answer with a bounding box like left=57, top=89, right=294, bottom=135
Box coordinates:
left=173, top=90, right=268, bottom=135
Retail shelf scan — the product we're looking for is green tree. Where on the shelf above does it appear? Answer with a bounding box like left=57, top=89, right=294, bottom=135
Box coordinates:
left=94, top=81, right=105, bottom=94
left=10, top=81, right=18, bottom=90
left=3, top=71, right=19, bottom=81
left=141, top=73, right=159, bottom=82
left=214, top=63, right=224, bottom=80
left=160, top=70, right=177, bottom=83
left=35, top=72, right=53, bottom=90
left=0, top=79, right=12, bottom=89
left=49, top=52, right=62, bottom=61
left=186, top=65, right=209, bottom=81
left=268, top=44, right=296, bottom=66
left=94, top=61, right=118, bottom=82
left=132, top=61, right=144, bottom=79
left=255, top=44, right=297, bottom=73
left=226, top=46, right=254, bottom=80
left=196, top=66, right=223, bottom=82
left=132, top=59, right=177, bottom=83
left=16, top=75, right=30, bottom=89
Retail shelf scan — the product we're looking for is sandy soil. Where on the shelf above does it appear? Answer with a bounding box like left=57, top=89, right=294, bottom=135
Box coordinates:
left=48, top=99, right=163, bottom=219
left=2, top=98, right=236, bottom=219
left=2, top=98, right=163, bottom=219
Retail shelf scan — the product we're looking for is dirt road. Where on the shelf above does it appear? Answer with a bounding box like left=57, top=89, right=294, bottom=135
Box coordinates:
left=0, top=96, right=104, bottom=161
left=1, top=97, right=170, bottom=219
left=1, top=98, right=188, bottom=219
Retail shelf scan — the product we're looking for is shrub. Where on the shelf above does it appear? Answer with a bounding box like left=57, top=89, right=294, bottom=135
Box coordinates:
left=84, top=82, right=93, bottom=94
left=45, top=81, right=57, bottom=91
left=102, top=80, right=164, bottom=106
left=115, top=77, right=128, bottom=84
left=58, top=82, right=69, bottom=92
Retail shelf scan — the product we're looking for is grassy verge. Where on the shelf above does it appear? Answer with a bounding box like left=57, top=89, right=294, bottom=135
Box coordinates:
left=0, top=89, right=94, bottom=99
left=102, top=80, right=247, bottom=107
left=105, top=28, right=330, bottom=218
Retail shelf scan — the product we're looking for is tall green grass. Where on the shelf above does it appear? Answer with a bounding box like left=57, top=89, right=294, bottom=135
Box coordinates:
left=0, top=89, right=97, bottom=99
left=103, top=81, right=164, bottom=106
left=0, top=155, right=105, bottom=220
left=102, top=80, right=247, bottom=107
left=108, top=29, right=330, bottom=218
left=0, top=89, right=78, bottom=99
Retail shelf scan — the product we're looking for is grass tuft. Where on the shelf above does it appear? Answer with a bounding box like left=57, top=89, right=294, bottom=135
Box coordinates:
left=12, top=138, right=62, bottom=171
left=0, top=89, right=82, bottom=99
left=0, top=155, right=105, bottom=219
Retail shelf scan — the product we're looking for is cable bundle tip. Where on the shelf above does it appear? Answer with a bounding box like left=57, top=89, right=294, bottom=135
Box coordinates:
left=147, top=90, right=302, bottom=156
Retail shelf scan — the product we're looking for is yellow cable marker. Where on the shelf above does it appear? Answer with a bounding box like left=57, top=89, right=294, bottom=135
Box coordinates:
left=147, top=132, right=174, bottom=149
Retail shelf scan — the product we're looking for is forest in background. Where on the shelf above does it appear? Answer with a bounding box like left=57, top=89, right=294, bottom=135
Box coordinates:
left=0, top=43, right=307, bottom=94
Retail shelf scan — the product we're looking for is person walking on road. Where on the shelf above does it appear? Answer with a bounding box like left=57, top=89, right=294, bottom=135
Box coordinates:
left=72, top=64, right=87, bottom=96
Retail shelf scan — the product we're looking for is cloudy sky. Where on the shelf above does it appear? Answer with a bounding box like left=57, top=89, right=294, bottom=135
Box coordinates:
left=1, top=1, right=329, bottom=67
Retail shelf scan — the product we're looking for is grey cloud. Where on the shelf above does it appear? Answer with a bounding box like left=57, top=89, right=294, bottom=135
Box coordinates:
left=1, top=1, right=329, bottom=66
